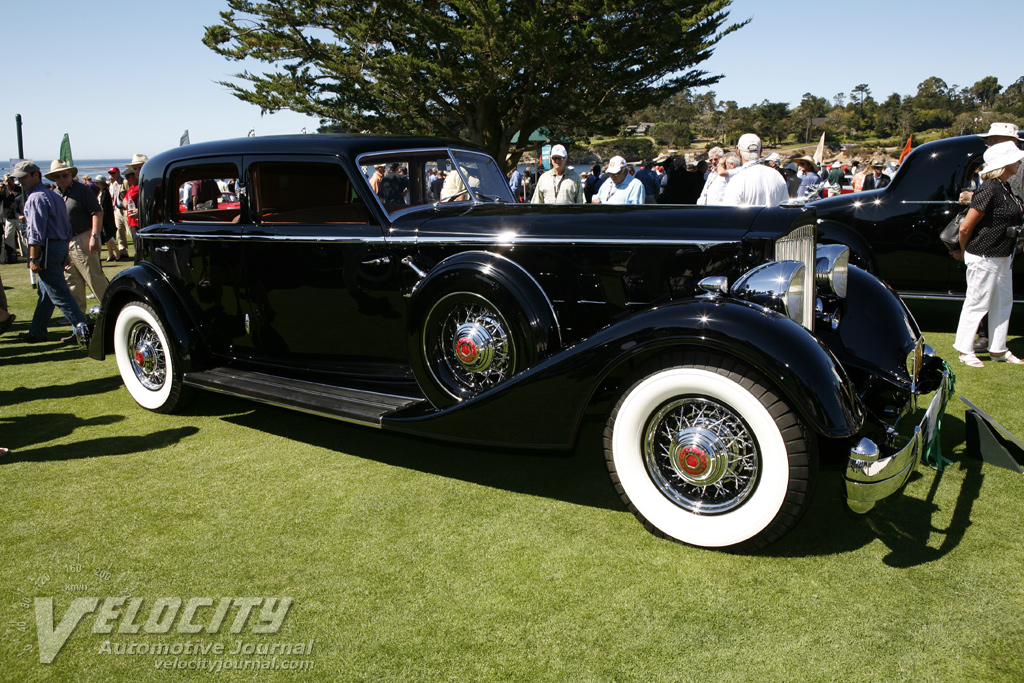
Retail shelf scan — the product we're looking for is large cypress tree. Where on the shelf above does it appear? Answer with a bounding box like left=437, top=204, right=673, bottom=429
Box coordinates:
left=203, top=0, right=743, bottom=167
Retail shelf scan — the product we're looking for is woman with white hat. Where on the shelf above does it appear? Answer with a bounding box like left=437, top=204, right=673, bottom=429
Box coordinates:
left=952, top=140, right=1024, bottom=367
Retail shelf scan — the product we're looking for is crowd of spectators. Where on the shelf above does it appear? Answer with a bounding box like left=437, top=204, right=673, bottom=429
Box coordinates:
left=0, top=153, right=149, bottom=346
left=507, top=133, right=900, bottom=207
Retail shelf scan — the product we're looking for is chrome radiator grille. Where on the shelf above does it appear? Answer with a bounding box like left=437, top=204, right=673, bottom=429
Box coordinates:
left=774, top=222, right=817, bottom=331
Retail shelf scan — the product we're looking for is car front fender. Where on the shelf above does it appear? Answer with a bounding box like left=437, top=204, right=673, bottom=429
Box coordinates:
left=383, top=298, right=864, bottom=449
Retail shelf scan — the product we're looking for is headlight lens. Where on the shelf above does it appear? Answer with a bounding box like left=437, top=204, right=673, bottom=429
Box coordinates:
left=815, top=244, right=850, bottom=298
left=732, top=261, right=807, bottom=327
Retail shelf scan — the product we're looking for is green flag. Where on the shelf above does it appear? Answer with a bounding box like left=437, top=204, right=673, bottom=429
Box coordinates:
left=59, top=133, right=73, bottom=167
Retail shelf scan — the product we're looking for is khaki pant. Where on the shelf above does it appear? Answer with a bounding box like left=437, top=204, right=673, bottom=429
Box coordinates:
left=114, top=207, right=130, bottom=255
left=65, top=230, right=109, bottom=313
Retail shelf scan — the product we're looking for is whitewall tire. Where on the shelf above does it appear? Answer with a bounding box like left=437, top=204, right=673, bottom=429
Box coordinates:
left=113, top=301, right=188, bottom=413
left=605, top=354, right=815, bottom=552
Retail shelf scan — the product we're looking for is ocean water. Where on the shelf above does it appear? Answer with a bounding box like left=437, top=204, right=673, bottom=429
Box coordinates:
left=2, top=158, right=131, bottom=179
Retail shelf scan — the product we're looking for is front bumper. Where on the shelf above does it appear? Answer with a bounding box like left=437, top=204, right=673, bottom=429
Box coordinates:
left=844, top=358, right=954, bottom=513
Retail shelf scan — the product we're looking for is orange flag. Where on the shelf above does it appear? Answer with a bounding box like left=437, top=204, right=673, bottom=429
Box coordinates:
left=897, top=135, right=913, bottom=164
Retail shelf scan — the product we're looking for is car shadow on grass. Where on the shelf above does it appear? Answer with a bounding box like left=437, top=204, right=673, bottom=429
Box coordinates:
left=215, top=393, right=623, bottom=513
left=204, top=392, right=985, bottom=561
left=765, top=411, right=984, bottom=564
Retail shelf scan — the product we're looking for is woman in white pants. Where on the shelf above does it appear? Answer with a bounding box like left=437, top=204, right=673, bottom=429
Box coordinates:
left=953, top=141, right=1024, bottom=367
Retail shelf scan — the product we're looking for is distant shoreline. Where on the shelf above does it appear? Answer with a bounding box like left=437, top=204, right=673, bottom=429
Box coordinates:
left=1, top=158, right=132, bottom=177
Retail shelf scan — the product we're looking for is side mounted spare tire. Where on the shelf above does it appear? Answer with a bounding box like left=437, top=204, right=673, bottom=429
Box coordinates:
left=605, top=352, right=817, bottom=552
left=408, top=258, right=559, bottom=409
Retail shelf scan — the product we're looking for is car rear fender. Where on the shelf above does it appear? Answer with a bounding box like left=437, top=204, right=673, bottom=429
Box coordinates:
left=88, top=264, right=205, bottom=372
left=383, top=298, right=864, bottom=449
left=816, top=218, right=877, bottom=273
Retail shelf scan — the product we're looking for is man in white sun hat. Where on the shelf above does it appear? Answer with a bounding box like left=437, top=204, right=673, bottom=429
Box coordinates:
left=45, top=159, right=108, bottom=335
left=532, top=144, right=584, bottom=204
left=976, top=122, right=1023, bottom=197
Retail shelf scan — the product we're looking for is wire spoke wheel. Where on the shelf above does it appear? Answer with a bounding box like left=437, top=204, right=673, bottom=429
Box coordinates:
left=437, top=299, right=515, bottom=393
left=644, top=397, right=760, bottom=515
left=423, top=292, right=519, bottom=402
left=127, top=321, right=167, bottom=391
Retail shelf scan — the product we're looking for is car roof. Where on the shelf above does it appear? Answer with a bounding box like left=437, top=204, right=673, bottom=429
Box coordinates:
left=144, top=134, right=483, bottom=171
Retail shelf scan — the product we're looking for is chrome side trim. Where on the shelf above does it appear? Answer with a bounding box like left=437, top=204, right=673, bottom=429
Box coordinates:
left=135, top=231, right=739, bottom=250
left=391, top=236, right=740, bottom=249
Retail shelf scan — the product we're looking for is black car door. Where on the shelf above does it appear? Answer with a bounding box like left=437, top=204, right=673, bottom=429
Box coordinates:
left=240, top=155, right=410, bottom=380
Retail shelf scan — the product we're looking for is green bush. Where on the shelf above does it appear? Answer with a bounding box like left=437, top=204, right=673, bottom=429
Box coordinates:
left=591, top=136, right=657, bottom=162
left=649, top=122, right=693, bottom=149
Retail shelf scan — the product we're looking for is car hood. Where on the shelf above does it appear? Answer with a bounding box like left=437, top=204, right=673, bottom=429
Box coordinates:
left=389, top=202, right=811, bottom=245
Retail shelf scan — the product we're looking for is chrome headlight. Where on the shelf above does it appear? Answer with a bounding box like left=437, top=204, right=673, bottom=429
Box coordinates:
left=732, top=261, right=807, bottom=327
left=815, top=244, right=850, bottom=298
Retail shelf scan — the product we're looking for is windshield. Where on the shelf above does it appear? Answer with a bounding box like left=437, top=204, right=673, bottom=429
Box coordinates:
left=358, top=148, right=514, bottom=216
left=446, top=150, right=515, bottom=204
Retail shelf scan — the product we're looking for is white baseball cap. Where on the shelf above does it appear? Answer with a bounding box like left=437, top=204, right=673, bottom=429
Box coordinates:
left=550, top=144, right=568, bottom=159
left=737, top=133, right=761, bottom=154
left=606, top=156, right=627, bottom=174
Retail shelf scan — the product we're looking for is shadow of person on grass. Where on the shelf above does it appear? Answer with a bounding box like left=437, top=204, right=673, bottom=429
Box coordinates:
left=1, top=376, right=124, bottom=405
left=0, top=413, right=126, bottom=451
left=0, top=425, right=199, bottom=464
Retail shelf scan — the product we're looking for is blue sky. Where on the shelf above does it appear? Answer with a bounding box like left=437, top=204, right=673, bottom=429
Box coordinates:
left=3, top=0, right=1019, bottom=161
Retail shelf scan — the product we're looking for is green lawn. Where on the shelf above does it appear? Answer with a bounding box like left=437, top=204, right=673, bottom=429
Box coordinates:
left=2, top=260, right=1023, bottom=682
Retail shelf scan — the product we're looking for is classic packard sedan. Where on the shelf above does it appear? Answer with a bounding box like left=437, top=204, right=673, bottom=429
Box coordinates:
left=812, top=131, right=1024, bottom=300
left=89, top=135, right=952, bottom=552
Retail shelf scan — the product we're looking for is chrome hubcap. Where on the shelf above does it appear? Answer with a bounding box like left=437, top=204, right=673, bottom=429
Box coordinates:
left=454, top=322, right=495, bottom=373
left=438, top=299, right=513, bottom=394
left=128, top=322, right=166, bottom=391
left=643, top=397, right=759, bottom=514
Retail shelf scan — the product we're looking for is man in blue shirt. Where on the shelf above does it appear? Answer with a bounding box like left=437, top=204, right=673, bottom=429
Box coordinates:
left=633, top=159, right=660, bottom=204
left=593, top=156, right=645, bottom=205
left=12, top=161, right=89, bottom=344
left=508, top=166, right=522, bottom=201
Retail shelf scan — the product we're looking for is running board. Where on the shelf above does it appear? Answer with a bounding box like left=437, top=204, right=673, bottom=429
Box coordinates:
left=183, top=367, right=425, bottom=427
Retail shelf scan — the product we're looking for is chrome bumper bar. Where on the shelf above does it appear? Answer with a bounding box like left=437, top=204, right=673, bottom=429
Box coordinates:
left=845, top=361, right=953, bottom=513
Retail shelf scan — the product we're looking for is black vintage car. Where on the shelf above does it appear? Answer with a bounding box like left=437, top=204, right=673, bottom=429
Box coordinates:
left=89, top=135, right=952, bottom=552
left=812, top=131, right=1024, bottom=300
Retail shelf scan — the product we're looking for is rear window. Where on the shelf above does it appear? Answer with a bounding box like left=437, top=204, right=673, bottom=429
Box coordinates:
left=251, top=161, right=370, bottom=224
left=171, top=162, right=241, bottom=223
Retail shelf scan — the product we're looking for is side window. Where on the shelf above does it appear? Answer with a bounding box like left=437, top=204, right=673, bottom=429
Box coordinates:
left=251, top=161, right=369, bottom=224
left=963, top=157, right=986, bottom=192
left=171, top=162, right=241, bottom=223
left=359, top=151, right=448, bottom=215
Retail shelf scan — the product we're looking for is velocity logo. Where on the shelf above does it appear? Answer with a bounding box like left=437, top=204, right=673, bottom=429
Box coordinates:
left=33, top=596, right=292, bottom=664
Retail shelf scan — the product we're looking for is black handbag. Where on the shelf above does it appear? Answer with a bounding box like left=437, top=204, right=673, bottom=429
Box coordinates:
left=940, top=209, right=967, bottom=250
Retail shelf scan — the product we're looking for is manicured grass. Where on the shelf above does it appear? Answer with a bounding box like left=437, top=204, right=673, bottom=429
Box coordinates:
left=2, top=262, right=1023, bottom=682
